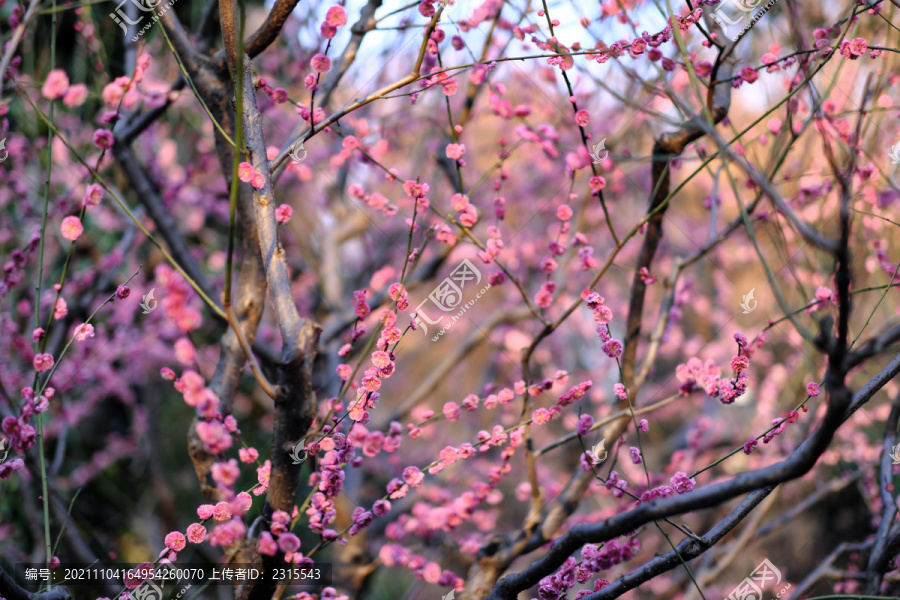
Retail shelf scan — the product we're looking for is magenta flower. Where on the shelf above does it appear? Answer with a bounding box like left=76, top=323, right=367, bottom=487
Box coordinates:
left=373, top=499, right=391, bottom=516
left=629, top=447, right=642, bottom=464
left=743, top=438, right=758, bottom=455
left=806, top=382, right=820, bottom=396
left=311, top=53, right=332, bottom=73
left=84, top=183, right=104, bottom=207
left=278, top=533, right=301, bottom=554
left=33, top=353, right=54, bottom=373
left=740, top=66, right=759, bottom=83
left=576, top=414, right=593, bottom=436
left=92, top=129, right=114, bottom=150
left=275, top=204, right=293, bottom=224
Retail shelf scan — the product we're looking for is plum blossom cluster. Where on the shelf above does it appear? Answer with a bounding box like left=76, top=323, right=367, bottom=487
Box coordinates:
left=305, top=434, right=356, bottom=540
left=378, top=543, right=463, bottom=589
left=585, top=292, right=622, bottom=358
left=0, top=386, right=54, bottom=479
left=534, top=536, right=640, bottom=600
left=258, top=508, right=313, bottom=564
left=674, top=333, right=759, bottom=403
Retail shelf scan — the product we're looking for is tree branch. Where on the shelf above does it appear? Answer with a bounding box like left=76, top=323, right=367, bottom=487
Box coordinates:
left=485, top=350, right=900, bottom=600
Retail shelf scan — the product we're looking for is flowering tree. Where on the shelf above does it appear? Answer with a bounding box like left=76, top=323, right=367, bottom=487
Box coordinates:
left=2, top=1, right=900, bottom=599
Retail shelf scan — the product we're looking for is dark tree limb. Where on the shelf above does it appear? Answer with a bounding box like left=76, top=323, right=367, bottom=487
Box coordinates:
left=485, top=348, right=900, bottom=600
left=218, top=0, right=322, bottom=593
left=621, top=63, right=733, bottom=391
left=0, top=566, right=72, bottom=600
left=865, top=391, right=900, bottom=593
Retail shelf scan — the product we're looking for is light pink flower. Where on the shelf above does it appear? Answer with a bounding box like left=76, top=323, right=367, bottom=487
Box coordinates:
left=174, top=338, right=196, bottom=365
left=258, top=531, right=278, bottom=555
left=165, top=531, right=186, bottom=551
left=445, top=143, right=466, bottom=161
left=62, top=83, right=88, bottom=107
left=213, top=501, right=232, bottom=521
left=238, top=162, right=254, bottom=183
left=250, top=172, right=266, bottom=190
left=42, top=69, right=69, bottom=100
left=54, top=298, right=68, bottom=320
left=84, top=184, right=104, bottom=207
left=60, top=216, right=84, bottom=241
left=73, top=323, right=95, bottom=341
left=186, top=523, right=206, bottom=543
left=239, top=447, right=259, bottom=463
left=102, top=82, right=124, bottom=106
left=326, top=6, right=347, bottom=27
